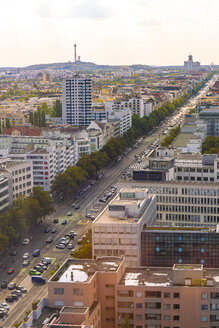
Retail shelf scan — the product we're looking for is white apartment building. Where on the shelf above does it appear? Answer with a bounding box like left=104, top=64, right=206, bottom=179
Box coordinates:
left=92, top=188, right=156, bottom=267
left=0, top=174, right=9, bottom=213
left=106, top=97, right=144, bottom=119
left=129, top=181, right=219, bottom=228
left=0, top=159, right=33, bottom=203
left=62, top=77, right=92, bottom=126
left=106, top=102, right=132, bottom=135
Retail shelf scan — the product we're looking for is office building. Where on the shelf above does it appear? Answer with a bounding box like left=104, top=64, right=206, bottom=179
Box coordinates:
left=184, top=55, right=201, bottom=73
left=62, top=77, right=92, bottom=126
left=142, top=226, right=219, bottom=268
left=129, top=181, right=219, bottom=228
left=0, top=174, right=9, bottom=213
left=92, top=188, right=156, bottom=266
left=198, top=106, right=219, bottom=136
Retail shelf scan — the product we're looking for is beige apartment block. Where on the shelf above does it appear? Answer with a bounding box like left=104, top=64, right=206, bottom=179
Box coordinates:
left=92, top=188, right=156, bottom=267
left=48, top=257, right=126, bottom=328
left=47, top=257, right=219, bottom=328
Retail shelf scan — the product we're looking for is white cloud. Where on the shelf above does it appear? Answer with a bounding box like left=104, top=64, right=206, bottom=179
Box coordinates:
left=35, top=0, right=113, bottom=19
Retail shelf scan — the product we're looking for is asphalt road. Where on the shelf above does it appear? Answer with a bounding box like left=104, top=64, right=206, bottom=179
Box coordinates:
left=1, top=75, right=216, bottom=327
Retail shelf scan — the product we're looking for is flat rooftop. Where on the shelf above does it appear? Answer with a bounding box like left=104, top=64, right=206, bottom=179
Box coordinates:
left=172, top=132, right=194, bottom=147
left=50, top=257, right=123, bottom=283
left=94, top=193, right=154, bottom=224
left=61, top=307, right=87, bottom=314
left=119, top=267, right=219, bottom=287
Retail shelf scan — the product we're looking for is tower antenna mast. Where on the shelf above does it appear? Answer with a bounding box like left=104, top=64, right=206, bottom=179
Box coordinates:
left=74, top=44, right=78, bottom=75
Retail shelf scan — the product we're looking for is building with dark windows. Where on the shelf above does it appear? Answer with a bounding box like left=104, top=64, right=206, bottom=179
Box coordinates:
left=141, top=227, right=219, bottom=267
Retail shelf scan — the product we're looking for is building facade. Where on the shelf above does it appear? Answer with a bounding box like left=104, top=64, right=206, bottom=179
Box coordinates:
left=62, top=77, right=92, bottom=126
left=141, top=227, right=219, bottom=268
left=47, top=257, right=219, bottom=328
left=92, top=188, right=156, bottom=267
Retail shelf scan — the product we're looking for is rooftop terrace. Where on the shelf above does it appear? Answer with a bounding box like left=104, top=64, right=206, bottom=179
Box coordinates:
left=50, top=257, right=123, bottom=283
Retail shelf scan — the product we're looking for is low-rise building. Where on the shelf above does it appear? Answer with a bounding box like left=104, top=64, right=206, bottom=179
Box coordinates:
left=92, top=188, right=156, bottom=266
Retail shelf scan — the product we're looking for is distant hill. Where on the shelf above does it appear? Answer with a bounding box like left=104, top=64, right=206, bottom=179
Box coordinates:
left=22, top=61, right=152, bottom=72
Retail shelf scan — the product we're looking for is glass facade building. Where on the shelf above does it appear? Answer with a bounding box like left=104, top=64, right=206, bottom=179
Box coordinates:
left=141, top=228, right=219, bottom=267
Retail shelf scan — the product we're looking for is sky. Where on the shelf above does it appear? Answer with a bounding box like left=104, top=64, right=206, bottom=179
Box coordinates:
left=0, top=0, right=218, bottom=67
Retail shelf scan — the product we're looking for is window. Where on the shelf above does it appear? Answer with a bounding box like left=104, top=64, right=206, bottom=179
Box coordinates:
left=164, top=304, right=170, bottom=310
left=174, top=304, right=180, bottom=309
left=73, top=288, right=83, bottom=296
left=178, top=259, right=182, bottom=264
left=54, top=288, right=64, bottom=295
left=178, top=247, right=182, bottom=252
left=164, top=292, right=170, bottom=298
left=136, top=314, right=142, bottom=321
left=156, top=247, right=160, bottom=252
left=201, top=316, right=208, bottom=322
left=74, top=301, right=84, bottom=307
left=173, top=315, right=180, bottom=321
left=105, top=284, right=114, bottom=288
left=174, top=293, right=180, bottom=298
left=202, top=293, right=208, bottom=299
left=136, top=291, right=142, bottom=298
left=136, top=303, right=142, bottom=309
left=201, top=248, right=205, bottom=253
left=164, top=315, right=170, bottom=321
left=155, top=236, right=160, bottom=241
left=201, top=304, right=208, bottom=310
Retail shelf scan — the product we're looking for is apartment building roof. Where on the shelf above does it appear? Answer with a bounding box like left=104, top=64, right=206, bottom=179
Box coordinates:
left=3, top=126, right=43, bottom=136
left=119, top=266, right=219, bottom=287
left=50, top=257, right=123, bottom=283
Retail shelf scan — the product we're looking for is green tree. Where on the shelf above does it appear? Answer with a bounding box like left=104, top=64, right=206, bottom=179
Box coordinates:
left=41, top=111, right=46, bottom=127
left=6, top=118, right=11, bottom=128
left=31, top=187, right=54, bottom=218
left=29, top=112, right=34, bottom=125
left=52, top=100, right=62, bottom=117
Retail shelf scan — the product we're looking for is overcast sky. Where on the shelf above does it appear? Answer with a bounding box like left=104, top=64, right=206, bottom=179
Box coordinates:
left=0, top=0, right=218, bottom=67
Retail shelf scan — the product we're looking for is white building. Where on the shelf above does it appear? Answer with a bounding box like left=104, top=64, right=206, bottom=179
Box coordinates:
left=0, top=174, right=9, bottom=213
left=106, top=97, right=144, bottom=118
left=92, top=188, right=156, bottom=267
left=62, top=76, right=92, bottom=126
left=0, top=159, right=33, bottom=203
left=106, top=102, right=132, bottom=135
left=184, top=55, right=201, bottom=73
left=131, top=181, right=219, bottom=228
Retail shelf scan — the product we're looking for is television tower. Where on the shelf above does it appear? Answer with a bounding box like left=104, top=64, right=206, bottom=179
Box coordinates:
left=74, top=44, right=78, bottom=75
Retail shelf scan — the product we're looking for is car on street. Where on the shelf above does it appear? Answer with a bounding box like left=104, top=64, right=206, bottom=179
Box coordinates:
left=29, top=269, right=41, bottom=276
left=44, top=227, right=50, bottom=233
left=67, top=211, right=72, bottom=216
left=70, top=249, right=75, bottom=255
left=46, top=237, right=53, bottom=243
left=10, top=293, right=18, bottom=301
left=22, top=238, right=30, bottom=245
left=12, top=289, right=22, bottom=297
left=61, top=220, right=67, bottom=225
left=42, top=257, right=52, bottom=264
left=53, top=218, right=58, bottom=224
left=1, top=281, right=7, bottom=289
left=23, top=260, right=30, bottom=267
left=34, top=265, right=44, bottom=273
left=10, top=249, right=17, bottom=256
left=5, top=296, right=14, bottom=303
left=0, top=303, right=10, bottom=310
left=7, top=268, right=14, bottom=275
left=23, top=253, right=29, bottom=260
left=59, top=238, right=69, bottom=246
left=67, top=243, right=74, bottom=249
left=8, top=283, right=16, bottom=290
left=51, top=228, right=57, bottom=233
left=75, top=204, right=80, bottom=210
left=71, top=203, right=76, bottom=208
left=17, top=286, right=27, bottom=293
left=38, top=263, right=47, bottom=270
left=56, top=243, right=65, bottom=249
left=33, top=249, right=40, bottom=257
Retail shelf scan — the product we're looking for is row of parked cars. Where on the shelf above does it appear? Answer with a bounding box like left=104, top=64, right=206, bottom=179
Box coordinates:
left=28, top=257, right=52, bottom=276
left=99, top=186, right=117, bottom=203
left=55, top=231, right=77, bottom=251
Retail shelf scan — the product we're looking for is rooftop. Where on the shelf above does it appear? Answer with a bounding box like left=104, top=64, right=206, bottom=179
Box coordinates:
left=119, top=266, right=219, bottom=287
left=50, top=257, right=123, bottom=283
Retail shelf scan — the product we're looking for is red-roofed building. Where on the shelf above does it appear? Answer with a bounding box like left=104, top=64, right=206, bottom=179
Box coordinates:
left=3, top=126, right=43, bottom=136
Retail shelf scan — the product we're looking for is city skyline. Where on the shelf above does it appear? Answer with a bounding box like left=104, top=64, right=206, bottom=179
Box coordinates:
left=1, top=0, right=219, bottom=67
